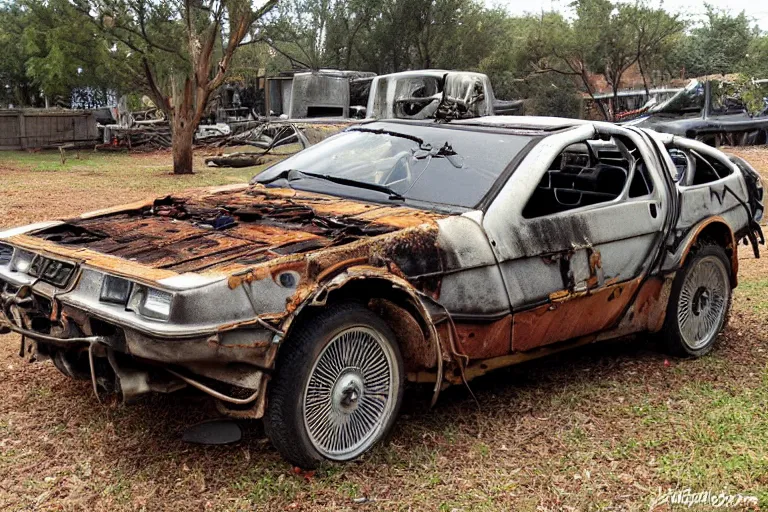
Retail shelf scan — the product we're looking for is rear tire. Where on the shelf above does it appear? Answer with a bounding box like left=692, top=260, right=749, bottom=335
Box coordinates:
left=264, top=302, right=404, bottom=468
left=661, top=243, right=732, bottom=357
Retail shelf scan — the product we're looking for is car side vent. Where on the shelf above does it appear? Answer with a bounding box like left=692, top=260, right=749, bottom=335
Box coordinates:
left=0, top=243, right=12, bottom=265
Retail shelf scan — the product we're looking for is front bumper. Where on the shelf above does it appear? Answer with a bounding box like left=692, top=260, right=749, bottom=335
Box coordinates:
left=0, top=276, right=276, bottom=418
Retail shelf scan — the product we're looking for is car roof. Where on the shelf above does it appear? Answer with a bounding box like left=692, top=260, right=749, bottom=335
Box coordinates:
left=364, top=116, right=597, bottom=134
left=372, top=69, right=487, bottom=80
left=451, top=115, right=591, bottom=130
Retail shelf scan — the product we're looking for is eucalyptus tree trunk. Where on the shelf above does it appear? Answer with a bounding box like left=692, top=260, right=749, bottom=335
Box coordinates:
left=172, top=114, right=196, bottom=175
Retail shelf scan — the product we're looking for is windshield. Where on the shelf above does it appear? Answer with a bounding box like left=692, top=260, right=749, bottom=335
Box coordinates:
left=254, top=122, right=535, bottom=209
left=648, top=80, right=704, bottom=115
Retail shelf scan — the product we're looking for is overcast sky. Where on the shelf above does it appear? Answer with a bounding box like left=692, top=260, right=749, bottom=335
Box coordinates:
left=486, top=0, right=768, bottom=31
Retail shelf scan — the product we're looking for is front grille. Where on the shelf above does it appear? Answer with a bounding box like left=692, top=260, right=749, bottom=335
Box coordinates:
left=27, top=255, right=76, bottom=287
left=0, top=244, right=12, bottom=265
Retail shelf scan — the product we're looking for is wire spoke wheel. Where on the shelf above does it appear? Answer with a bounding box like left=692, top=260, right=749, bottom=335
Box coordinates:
left=303, top=326, right=398, bottom=461
left=676, top=254, right=730, bottom=350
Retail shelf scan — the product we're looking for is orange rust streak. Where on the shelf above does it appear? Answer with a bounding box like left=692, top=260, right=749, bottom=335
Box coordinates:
left=678, top=216, right=737, bottom=280
left=351, top=210, right=442, bottom=229
left=309, top=201, right=384, bottom=217
left=315, top=257, right=369, bottom=282
left=226, top=224, right=321, bottom=245
left=233, top=184, right=444, bottom=229
left=512, top=278, right=642, bottom=352
left=226, top=258, right=311, bottom=290
left=78, top=184, right=250, bottom=221
left=8, top=234, right=178, bottom=283
left=77, top=215, right=204, bottom=242
left=453, top=316, right=512, bottom=360
left=73, top=217, right=255, bottom=270
left=627, top=278, right=668, bottom=333
left=227, top=267, right=271, bottom=290
left=71, top=216, right=322, bottom=272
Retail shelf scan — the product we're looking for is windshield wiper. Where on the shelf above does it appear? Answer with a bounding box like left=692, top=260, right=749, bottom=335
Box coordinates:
left=295, top=170, right=405, bottom=201
left=257, top=169, right=405, bottom=201
left=347, top=127, right=424, bottom=145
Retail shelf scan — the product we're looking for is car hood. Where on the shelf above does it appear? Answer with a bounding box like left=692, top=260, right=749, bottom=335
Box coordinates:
left=4, top=184, right=447, bottom=284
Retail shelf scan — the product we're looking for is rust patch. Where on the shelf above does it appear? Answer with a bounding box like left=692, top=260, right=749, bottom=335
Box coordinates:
left=7, top=234, right=178, bottom=283
left=513, top=278, right=642, bottom=352
left=227, top=266, right=272, bottom=289
left=589, top=249, right=602, bottom=273
left=678, top=216, right=738, bottom=282
left=370, top=298, right=436, bottom=371
left=369, top=225, right=443, bottom=298
left=316, top=257, right=369, bottom=283
left=617, top=277, right=670, bottom=333
left=452, top=316, right=512, bottom=360
left=27, top=183, right=446, bottom=282
left=456, top=334, right=600, bottom=384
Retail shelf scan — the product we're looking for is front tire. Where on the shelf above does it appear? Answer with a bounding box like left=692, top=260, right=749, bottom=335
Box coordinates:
left=661, top=243, right=732, bottom=357
left=264, top=302, right=404, bottom=468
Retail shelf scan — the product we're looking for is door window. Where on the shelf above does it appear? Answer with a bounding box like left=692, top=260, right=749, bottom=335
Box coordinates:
left=523, top=136, right=652, bottom=218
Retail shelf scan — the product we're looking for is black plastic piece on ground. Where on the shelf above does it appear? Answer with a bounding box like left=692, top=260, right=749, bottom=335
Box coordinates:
left=182, top=419, right=242, bottom=445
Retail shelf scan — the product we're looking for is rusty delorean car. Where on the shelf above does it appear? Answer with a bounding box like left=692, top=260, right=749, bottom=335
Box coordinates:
left=0, top=116, right=763, bottom=467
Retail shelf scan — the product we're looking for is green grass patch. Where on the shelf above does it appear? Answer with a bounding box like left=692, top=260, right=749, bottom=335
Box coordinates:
left=734, top=278, right=768, bottom=316
left=657, top=382, right=768, bottom=497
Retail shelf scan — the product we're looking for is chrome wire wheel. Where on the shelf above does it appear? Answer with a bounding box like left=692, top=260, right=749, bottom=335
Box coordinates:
left=303, top=326, right=399, bottom=461
left=676, top=254, right=730, bottom=350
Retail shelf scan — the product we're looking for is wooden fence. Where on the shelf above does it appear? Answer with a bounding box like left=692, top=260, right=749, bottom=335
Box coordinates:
left=0, top=110, right=99, bottom=150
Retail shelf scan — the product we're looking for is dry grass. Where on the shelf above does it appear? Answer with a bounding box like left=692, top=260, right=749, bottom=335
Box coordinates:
left=1, top=147, right=768, bottom=511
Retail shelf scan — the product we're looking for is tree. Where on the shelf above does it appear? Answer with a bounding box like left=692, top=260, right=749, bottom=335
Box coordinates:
left=632, top=5, right=687, bottom=93
left=526, top=73, right=581, bottom=118
left=261, top=0, right=334, bottom=69
left=263, top=0, right=501, bottom=75
left=526, top=10, right=611, bottom=119
left=592, top=1, right=684, bottom=118
left=320, top=0, right=377, bottom=70
left=73, top=0, right=278, bottom=174
left=0, top=4, right=38, bottom=107
left=743, top=35, right=768, bottom=79
left=526, top=0, right=684, bottom=120
left=22, top=0, right=128, bottom=107
left=674, top=6, right=758, bottom=77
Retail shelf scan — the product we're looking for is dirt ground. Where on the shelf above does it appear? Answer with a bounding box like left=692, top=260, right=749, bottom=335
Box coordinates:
left=1, top=147, right=767, bottom=511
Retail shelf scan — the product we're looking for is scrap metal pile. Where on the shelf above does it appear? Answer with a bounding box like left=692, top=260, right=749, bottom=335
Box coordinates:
left=97, top=97, right=352, bottom=167
left=94, top=69, right=521, bottom=165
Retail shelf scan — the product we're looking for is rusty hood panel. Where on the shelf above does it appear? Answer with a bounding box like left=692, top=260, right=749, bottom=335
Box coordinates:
left=11, top=184, right=447, bottom=281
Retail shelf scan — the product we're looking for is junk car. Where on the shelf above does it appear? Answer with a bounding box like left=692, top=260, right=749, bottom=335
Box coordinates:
left=626, top=79, right=768, bottom=146
left=0, top=116, right=763, bottom=467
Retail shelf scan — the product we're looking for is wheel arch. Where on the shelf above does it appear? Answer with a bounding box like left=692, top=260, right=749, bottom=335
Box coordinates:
left=677, top=218, right=738, bottom=286
left=279, top=268, right=444, bottom=382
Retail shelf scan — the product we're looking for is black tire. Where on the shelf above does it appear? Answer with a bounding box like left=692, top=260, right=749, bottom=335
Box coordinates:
left=264, top=302, right=404, bottom=468
left=660, top=243, right=732, bottom=357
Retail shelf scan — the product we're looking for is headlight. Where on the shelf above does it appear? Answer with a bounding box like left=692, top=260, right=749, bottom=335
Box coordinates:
left=100, top=275, right=133, bottom=305
left=128, top=285, right=174, bottom=321
left=10, top=250, right=34, bottom=273
left=142, top=288, right=173, bottom=319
